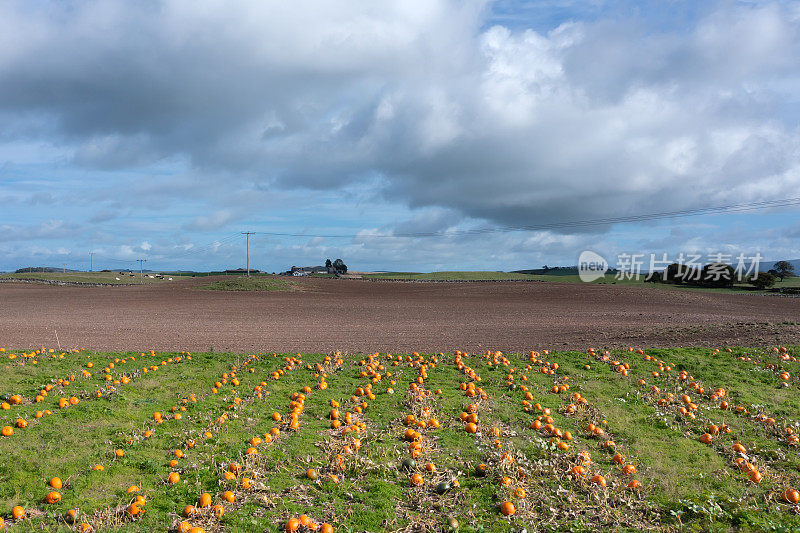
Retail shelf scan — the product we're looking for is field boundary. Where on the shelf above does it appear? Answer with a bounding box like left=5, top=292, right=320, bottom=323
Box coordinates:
left=0, top=278, right=134, bottom=288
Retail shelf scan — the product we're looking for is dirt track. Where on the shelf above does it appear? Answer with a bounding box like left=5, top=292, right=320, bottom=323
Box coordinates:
left=1, top=277, right=799, bottom=353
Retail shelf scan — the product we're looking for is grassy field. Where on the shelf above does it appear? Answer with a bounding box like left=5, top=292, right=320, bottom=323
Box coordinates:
left=199, top=277, right=297, bottom=292
left=0, top=272, right=186, bottom=285
left=365, top=271, right=800, bottom=292
left=1, top=346, right=799, bottom=531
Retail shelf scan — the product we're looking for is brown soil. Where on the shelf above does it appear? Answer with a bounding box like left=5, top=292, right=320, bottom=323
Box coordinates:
left=0, top=277, right=798, bottom=353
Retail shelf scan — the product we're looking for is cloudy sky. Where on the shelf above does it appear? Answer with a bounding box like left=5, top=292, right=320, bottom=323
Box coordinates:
left=2, top=0, right=800, bottom=273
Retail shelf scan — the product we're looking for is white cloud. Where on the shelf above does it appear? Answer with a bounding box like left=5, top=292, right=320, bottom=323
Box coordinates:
left=0, top=1, right=799, bottom=271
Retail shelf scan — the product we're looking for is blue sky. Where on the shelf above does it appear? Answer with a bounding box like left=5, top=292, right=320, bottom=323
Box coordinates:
left=1, top=0, right=800, bottom=273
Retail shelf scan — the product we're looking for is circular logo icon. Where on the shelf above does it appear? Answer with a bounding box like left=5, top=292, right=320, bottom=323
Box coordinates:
left=578, top=251, right=608, bottom=282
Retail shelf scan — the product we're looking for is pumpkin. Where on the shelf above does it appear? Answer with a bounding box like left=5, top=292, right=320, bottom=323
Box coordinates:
left=212, top=504, right=225, bottom=517
left=285, top=518, right=301, bottom=532
left=1, top=426, right=13, bottom=437
left=46, top=491, right=61, bottom=504
left=167, top=472, right=180, bottom=484
left=126, top=503, right=142, bottom=517
left=499, top=501, right=515, bottom=516
left=198, top=493, right=211, bottom=508
left=570, top=466, right=586, bottom=478
left=410, top=474, right=424, bottom=486
left=435, top=481, right=451, bottom=494
left=50, top=477, right=63, bottom=489
left=183, top=505, right=196, bottom=517
left=11, top=506, right=24, bottom=519
left=223, top=491, right=235, bottom=503
left=783, top=488, right=800, bottom=504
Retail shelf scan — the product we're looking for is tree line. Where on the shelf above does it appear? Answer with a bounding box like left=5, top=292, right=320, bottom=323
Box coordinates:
left=645, top=260, right=794, bottom=289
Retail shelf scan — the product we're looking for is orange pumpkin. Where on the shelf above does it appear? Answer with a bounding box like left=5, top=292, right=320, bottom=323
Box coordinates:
left=499, top=501, right=515, bottom=516
left=198, top=493, right=212, bottom=508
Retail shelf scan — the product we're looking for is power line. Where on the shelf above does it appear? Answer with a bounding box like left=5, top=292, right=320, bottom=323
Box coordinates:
left=250, top=196, right=800, bottom=239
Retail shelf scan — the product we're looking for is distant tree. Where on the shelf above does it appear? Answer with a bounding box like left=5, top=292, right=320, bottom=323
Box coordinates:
left=325, top=259, right=332, bottom=269
left=683, top=265, right=704, bottom=286
left=772, top=261, right=795, bottom=281
left=748, top=272, right=776, bottom=289
left=332, top=259, right=347, bottom=274
left=644, top=271, right=662, bottom=283
left=699, top=263, right=735, bottom=288
left=664, top=263, right=688, bottom=284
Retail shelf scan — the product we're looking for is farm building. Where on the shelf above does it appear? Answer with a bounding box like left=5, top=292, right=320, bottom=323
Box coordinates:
left=286, top=265, right=331, bottom=276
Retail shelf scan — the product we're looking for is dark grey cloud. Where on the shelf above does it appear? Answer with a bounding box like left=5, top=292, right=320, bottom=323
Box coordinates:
left=0, top=0, right=798, bottom=239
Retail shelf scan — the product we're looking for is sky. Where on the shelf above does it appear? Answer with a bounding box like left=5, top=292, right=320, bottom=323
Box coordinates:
left=1, top=0, right=800, bottom=273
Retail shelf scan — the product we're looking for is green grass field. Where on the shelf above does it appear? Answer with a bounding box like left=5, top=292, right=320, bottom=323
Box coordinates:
left=364, top=271, right=800, bottom=293
left=0, top=272, right=187, bottom=285
left=199, top=277, right=297, bottom=292
left=1, top=346, right=799, bottom=531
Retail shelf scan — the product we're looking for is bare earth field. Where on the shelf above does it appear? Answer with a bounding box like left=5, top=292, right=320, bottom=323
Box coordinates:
left=1, top=276, right=799, bottom=353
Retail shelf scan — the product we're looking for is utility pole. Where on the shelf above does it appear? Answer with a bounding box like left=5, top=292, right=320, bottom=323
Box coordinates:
left=241, top=232, right=255, bottom=277
left=89, top=252, right=94, bottom=272
left=136, top=259, right=147, bottom=284
left=63, top=263, right=66, bottom=273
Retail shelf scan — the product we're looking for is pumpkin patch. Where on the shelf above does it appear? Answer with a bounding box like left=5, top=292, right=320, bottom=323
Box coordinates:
left=0, top=346, right=799, bottom=530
